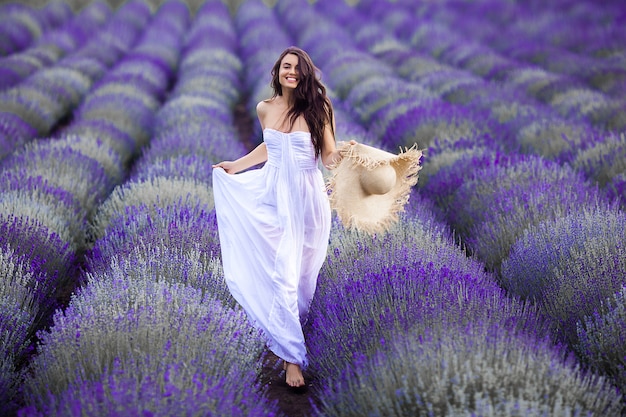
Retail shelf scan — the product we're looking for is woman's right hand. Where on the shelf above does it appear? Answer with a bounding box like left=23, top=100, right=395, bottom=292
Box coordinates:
left=212, top=161, right=237, bottom=174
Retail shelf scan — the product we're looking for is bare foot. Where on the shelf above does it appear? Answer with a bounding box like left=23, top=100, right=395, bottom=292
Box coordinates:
left=284, top=361, right=305, bottom=388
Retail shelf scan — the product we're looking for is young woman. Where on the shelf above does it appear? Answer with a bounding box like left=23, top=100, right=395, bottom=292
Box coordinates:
left=212, top=46, right=351, bottom=388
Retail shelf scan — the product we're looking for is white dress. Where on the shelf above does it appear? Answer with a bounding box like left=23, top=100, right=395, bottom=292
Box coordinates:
left=212, top=128, right=331, bottom=366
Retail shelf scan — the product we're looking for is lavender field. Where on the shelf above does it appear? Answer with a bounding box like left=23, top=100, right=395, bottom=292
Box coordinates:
left=1, top=0, right=625, bottom=415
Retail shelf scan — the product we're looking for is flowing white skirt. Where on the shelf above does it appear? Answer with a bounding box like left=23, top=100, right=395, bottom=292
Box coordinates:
left=212, top=130, right=331, bottom=365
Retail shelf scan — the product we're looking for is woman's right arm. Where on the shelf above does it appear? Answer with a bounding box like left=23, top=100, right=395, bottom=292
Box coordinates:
left=213, top=100, right=269, bottom=174
left=212, top=143, right=268, bottom=174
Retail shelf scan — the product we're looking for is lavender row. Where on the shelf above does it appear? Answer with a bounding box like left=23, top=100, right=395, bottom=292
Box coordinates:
left=417, top=0, right=626, bottom=97
left=0, top=2, right=152, bottom=413
left=130, top=0, right=247, bottom=184
left=0, top=1, right=73, bottom=57
left=368, top=0, right=626, bottom=97
left=309, top=216, right=621, bottom=415
left=19, top=1, right=280, bottom=415
left=352, top=2, right=616, bottom=136
left=0, top=0, right=151, bottom=161
left=418, top=121, right=626, bottom=400
left=0, top=2, right=112, bottom=92
left=258, top=0, right=624, bottom=413
left=0, top=1, right=190, bottom=413
left=317, top=0, right=626, bottom=397
left=358, top=0, right=626, bottom=134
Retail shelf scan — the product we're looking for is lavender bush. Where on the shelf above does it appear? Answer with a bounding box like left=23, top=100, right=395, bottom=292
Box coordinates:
left=577, top=286, right=626, bottom=392
left=501, top=205, right=626, bottom=343
left=314, top=322, right=622, bottom=416
left=0, top=301, right=29, bottom=416
left=21, top=360, right=279, bottom=417
left=309, top=213, right=548, bottom=383
left=61, top=119, right=136, bottom=163
left=515, top=118, right=599, bottom=161
left=0, top=186, right=83, bottom=250
left=86, top=204, right=226, bottom=303
left=0, top=1, right=72, bottom=57
left=465, top=177, right=604, bottom=271
left=344, top=77, right=432, bottom=126
left=89, top=176, right=214, bottom=241
left=74, top=94, right=156, bottom=150
left=2, top=144, right=113, bottom=228
left=448, top=155, right=596, bottom=238
left=572, top=132, right=626, bottom=189
left=420, top=148, right=521, bottom=222
left=0, top=247, right=39, bottom=330
left=22, top=274, right=275, bottom=416
left=372, top=99, right=494, bottom=151
left=0, top=214, right=76, bottom=284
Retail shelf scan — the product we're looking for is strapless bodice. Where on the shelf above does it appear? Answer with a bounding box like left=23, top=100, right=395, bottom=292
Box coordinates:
left=263, top=128, right=317, bottom=171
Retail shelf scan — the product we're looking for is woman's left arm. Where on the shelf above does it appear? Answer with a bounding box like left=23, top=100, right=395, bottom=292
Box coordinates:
left=320, top=123, right=356, bottom=169
left=320, top=122, right=340, bottom=169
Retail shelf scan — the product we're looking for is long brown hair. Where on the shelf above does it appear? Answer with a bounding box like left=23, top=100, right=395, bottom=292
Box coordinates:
left=270, top=46, right=334, bottom=158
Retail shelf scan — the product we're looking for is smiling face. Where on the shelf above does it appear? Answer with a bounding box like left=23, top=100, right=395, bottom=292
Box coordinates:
left=278, top=53, right=300, bottom=91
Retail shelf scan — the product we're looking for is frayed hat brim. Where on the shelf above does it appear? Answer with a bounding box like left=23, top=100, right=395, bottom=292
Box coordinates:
left=326, top=142, right=423, bottom=234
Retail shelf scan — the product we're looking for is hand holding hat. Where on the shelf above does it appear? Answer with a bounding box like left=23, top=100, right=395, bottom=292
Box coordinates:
left=326, top=142, right=423, bottom=234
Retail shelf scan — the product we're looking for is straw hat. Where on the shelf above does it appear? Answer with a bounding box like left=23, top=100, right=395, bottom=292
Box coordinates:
left=326, top=142, right=423, bottom=234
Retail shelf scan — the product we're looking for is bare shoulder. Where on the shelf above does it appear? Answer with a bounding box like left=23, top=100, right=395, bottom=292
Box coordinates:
left=256, top=98, right=276, bottom=127
left=257, top=97, right=276, bottom=113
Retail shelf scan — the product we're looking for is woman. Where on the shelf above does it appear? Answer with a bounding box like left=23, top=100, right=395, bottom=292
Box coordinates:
left=212, top=46, right=351, bottom=388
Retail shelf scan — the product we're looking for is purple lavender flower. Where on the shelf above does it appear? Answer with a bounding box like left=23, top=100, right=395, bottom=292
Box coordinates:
left=0, top=214, right=76, bottom=281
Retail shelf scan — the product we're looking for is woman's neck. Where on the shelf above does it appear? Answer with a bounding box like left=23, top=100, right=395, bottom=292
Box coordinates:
left=281, top=90, right=295, bottom=108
